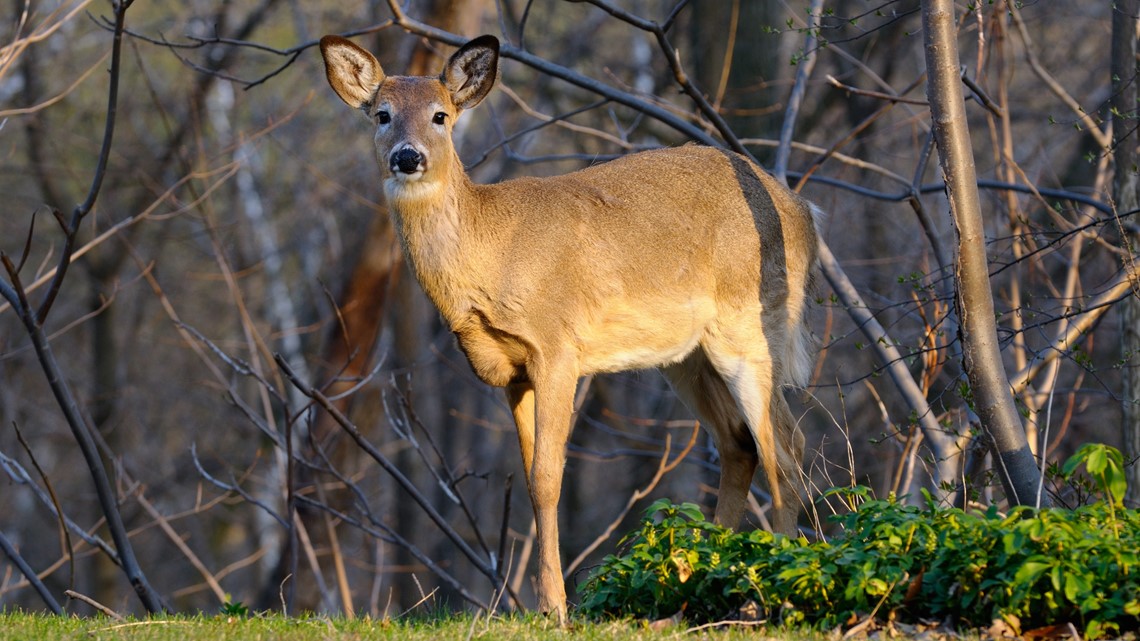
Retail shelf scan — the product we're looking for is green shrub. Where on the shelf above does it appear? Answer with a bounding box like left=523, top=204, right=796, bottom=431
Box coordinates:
left=579, top=447, right=1140, bottom=638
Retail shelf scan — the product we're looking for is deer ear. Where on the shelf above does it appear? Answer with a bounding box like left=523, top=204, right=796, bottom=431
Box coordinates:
left=441, top=35, right=499, bottom=111
left=320, top=35, right=385, bottom=110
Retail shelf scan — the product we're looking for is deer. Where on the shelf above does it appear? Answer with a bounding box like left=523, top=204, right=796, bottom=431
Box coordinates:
left=319, top=33, right=821, bottom=620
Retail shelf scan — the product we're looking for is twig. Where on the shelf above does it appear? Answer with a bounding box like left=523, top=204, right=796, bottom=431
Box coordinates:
left=34, top=0, right=134, bottom=323
left=817, top=243, right=960, bottom=486
left=0, top=162, right=240, bottom=317
left=960, top=67, right=1004, bottom=117
left=1008, top=3, right=1111, bottom=150
left=292, top=510, right=336, bottom=612
left=293, top=433, right=490, bottom=611
left=274, top=354, right=505, bottom=591
left=795, top=74, right=926, bottom=191
left=495, top=473, right=513, bottom=602
left=12, top=421, right=75, bottom=592
left=0, top=530, right=62, bottom=614
left=0, top=262, right=163, bottom=613
left=496, top=85, right=628, bottom=150
left=397, top=586, right=440, bottom=618
left=0, top=449, right=120, bottom=563
left=292, top=494, right=492, bottom=611
left=382, top=0, right=716, bottom=145
left=65, top=589, right=124, bottom=620
left=189, top=446, right=289, bottom=529
left=563, top=424, right=699, bottom=579
left=1010, top=268, right=1136, bottom=393
left=389, top=383, right=497, bottom=560
left=134, top=493, right=227, bottom=604
left=677, top=619, right=767, bottom=634
left=774, top=0, right=824, bottom=183
left=313, top=481, right=355, bottom=618
left=0, top=50, right=110, bottom=117
left=509, top=519, right=536, bottom=600
left=825, top=74, right=929, bottom=105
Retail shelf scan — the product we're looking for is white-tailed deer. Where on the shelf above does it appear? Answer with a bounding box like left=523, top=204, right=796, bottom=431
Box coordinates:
left=320, top=34, right=820, bottom=619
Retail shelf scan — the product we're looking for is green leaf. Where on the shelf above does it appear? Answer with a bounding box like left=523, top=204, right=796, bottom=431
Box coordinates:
left=1085, top=446, right=1107, bottom=475
left=677, top=502, right=705, bottom=522
left=867, top=577, right=890, bottom=595
left=1062, top=444, right=1093, bottom=476
left=1013, top=559, right=1052, bottom=585
left=1063, top=571, right=1090, bottom=603
left=1107, top=467, right=1128, bottom=506
left=645, top=497, right=673, bottom=516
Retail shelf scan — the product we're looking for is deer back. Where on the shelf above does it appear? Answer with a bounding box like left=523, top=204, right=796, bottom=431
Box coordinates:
left=320, top=34, right=819, bottom=388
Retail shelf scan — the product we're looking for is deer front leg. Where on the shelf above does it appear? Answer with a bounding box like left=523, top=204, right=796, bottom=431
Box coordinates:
left=507, top=382, right=536, bottom=480
left=520, top=365, right=578, bottom=623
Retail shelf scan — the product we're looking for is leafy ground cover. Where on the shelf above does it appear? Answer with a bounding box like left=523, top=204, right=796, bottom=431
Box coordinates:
left=580, top=446, right=1140, bottom=639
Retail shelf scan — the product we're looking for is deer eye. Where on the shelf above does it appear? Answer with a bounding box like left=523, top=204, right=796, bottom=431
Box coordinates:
left=432, top=112, right=447, bottom=125
left=376, top=110, right=391, bottom=125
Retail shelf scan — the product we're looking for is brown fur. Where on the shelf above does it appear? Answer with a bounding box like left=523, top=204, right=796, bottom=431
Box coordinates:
left=319, top=34, right=820, bottom=620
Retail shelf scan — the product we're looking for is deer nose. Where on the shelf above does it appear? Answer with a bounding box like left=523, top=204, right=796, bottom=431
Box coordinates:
left=391, top=147, right=423, bottom=174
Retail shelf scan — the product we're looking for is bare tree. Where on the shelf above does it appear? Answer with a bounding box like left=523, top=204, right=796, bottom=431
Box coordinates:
left=921, top=0, right=1046, bottom=506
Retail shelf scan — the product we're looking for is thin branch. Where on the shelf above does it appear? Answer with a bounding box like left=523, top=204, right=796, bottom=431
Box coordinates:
left=387, top=384, right=497, bottom=560
left=774, top=0, right=824, bottom=182
left=381, top=1, right=717, bottom=146
left=35, top=0, right=134, bottom=323
left=190, top=446, right=289, bottom=530
left=0, top=449, right=120, bottom=563
left=1008, top=2, right=1112, bottom=151
left=0, top=49, right=110, bottom=117
left=2, top=255, right=163, bottom=613
left=0, top=530, right=63, bottom=614
left=0, top=162, right=241, bottom=317
left=291, top=495, right=491, bottom=611
left=817, top=242, right=960, bottom=485
left=12, top=421, right=75, bottom=592
left=275, top=354, right=506, bottom=592
left=563, top=424, right=699, bottom=579
left=1009, top=269, right=1136, bottom=394
left=134, top=493, right=227, bottom=605
left=64, top=589, right=124, bottom=620
left=825, top=74, right=929, bottom=106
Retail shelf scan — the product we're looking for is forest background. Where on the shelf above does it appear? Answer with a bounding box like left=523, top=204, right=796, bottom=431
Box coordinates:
left=0, top=0, right=1136, bottom=619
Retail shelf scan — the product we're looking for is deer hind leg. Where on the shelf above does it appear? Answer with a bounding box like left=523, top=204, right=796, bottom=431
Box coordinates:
left=702, top=324, right=804, bottom=537
left=768, top=391, right=805, bottom=535
left=662, top=350, right=758, bottom=529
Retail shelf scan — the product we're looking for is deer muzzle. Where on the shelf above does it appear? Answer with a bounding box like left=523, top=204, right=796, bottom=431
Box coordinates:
left=391, top=146, right=424, bottom=175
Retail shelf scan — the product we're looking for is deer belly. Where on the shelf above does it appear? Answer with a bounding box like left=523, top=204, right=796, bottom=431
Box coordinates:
left=577, top=296, right=713, bottom=373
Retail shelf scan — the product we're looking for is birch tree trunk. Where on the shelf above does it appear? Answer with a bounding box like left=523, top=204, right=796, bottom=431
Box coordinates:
left=1113, top=0, right=1140, bottom=508
left=921, top=0, right=1047, bottom=506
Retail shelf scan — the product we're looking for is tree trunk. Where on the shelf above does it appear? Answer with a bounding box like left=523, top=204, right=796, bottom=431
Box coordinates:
left=1113, top=0, right=1140, bottom=508
left=921, top=0, right=1047, bottom=507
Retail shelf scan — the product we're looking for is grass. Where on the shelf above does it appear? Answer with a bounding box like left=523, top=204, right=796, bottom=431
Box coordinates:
left=0, top=611, right=835, bottom=641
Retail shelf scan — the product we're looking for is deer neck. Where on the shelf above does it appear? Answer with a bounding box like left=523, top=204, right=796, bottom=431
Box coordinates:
left=385, top=155, right=488, bottom=322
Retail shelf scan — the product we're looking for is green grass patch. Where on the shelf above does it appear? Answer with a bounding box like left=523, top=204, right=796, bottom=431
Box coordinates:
left=0, top=612, right=833, bottom=640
